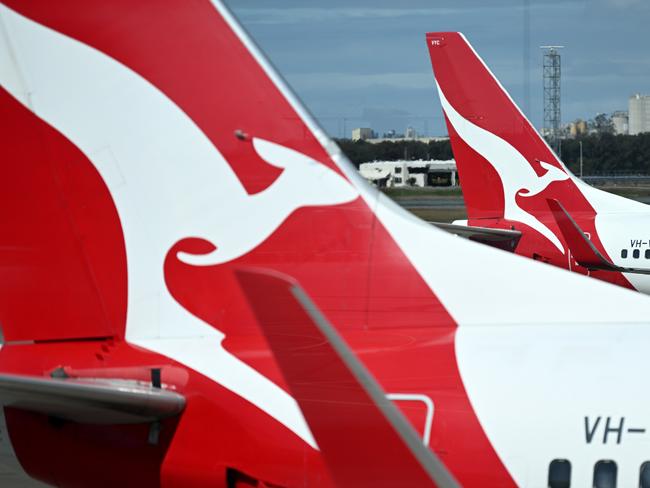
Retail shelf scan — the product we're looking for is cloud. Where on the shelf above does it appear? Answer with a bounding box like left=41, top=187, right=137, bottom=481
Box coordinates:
left=600, top=0, right=647, bottom=7
left=234, top=2, right=586, bottom=25
left=235, top=7, right=463, bottom=25
left=285, top=71, right=434, bottom=91
left=229, top=0, right=648, bottom=132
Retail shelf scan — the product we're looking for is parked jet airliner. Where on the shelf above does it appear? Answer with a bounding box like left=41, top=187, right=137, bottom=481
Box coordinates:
left=3, top=3, right=650, bottom=487
left=427, top=32, right=650, bottom=294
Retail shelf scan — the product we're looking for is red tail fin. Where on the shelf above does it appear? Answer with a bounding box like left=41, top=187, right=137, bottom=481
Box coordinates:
left=426, top=32, right=565, bottom=222
left=426, top=33, right=608, bottom=256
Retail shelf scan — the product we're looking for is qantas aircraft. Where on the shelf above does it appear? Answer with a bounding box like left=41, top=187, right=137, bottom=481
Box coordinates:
left=427, top=32, right=650, bottom=295
left=3, top=2, right=650, bottom=487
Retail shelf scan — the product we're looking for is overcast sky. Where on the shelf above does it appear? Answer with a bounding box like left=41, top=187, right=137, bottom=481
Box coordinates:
left=225, top=0, right=650, bottom=138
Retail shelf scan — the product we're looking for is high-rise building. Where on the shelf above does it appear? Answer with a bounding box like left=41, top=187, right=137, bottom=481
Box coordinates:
left=612, top=111, right=629, bottom=135
left=569, top=119, right=588, bottom=138
left=351, top=127, right=373, bottom=141
left=405, top=126, right=417, bottom=139
left=629, top=94, right=650, bottom=135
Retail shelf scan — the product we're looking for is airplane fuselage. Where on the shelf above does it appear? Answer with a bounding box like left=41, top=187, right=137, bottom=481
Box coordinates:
left=2, top=321, right=650, bottom=487
left=494, top=206, right=650, bottom=295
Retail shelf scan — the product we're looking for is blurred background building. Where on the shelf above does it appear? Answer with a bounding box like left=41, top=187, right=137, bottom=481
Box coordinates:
left=351, top=127, right=374, bottom=141
left=359, top=160, right=457, bottom=188
left=612, top=111, right=629, bottom=135
left=569, top=119, right=588, bottom=137
left=629, top=94, right=650, bottom=135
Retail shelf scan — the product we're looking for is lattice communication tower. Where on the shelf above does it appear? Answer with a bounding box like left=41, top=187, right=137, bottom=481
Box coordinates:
left=541, top=46, right=563, bottom=153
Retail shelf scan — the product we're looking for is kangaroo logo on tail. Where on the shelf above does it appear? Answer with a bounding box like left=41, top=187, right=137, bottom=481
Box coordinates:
left=0, top=3, right=358, bottom=448
left=178, top=137, right=357, bottom=266
left=436, top=83, right=569, bottom=253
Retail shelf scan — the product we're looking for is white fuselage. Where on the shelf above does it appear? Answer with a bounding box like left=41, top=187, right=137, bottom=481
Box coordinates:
left=458, top=322, right=650, bottom=487
left=596, top=211, right=650, bottom=294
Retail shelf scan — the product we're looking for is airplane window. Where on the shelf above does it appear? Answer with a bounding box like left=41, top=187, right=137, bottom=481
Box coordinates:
left=640, top=462, right=650, bottom=488
left=646, top=250, right=650, bottom=259
left=548, top=459, right=571, bottom=488
left=593, top=460, right=617, bottom=488
left=634, top=249, right=640, bottom=259
left=621, top=249, right=628, bottom=258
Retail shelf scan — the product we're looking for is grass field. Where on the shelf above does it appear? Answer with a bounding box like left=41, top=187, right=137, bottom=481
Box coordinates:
left=407, top=207, right=467, bottom=222
left=382, top=183, right=650, bottom=198
left=383, top=183, right=650, bottom=223
left=382, top=187, right=463, bottom=198
left=598, top=185, right=650, bottom=198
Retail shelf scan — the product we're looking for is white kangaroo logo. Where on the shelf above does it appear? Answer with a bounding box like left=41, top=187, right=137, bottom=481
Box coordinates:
left=0, top=4, right=360, bottom=449
left=436, top=83, right=569, bottom=254
left=177, top=137, right=357, bottom=266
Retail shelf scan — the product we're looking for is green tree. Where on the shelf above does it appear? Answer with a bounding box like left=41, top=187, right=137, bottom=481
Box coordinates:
left=337, top=134, right=650, bottom=175
left=334, top=138, right=453, bottom=167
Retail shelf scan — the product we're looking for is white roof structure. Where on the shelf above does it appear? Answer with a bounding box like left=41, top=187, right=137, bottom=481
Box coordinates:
left=359, top=165, right=391, bottom=181
left=360, top=160, right=456, bottom=172
left=358, top=160, right=457, bottom=187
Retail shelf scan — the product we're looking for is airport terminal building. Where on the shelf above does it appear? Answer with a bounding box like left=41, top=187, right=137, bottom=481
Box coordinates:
left=359, top=160, right=457, bottom=188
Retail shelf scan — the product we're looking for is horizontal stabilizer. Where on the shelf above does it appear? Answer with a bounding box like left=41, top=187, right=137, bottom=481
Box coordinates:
left=432, top=222, right=521, bottom=252
left=547, top=199, right=650, bottom=275
left=236, top=268, right=459, bottom=488
left=0, top=373, right=185, bottom=424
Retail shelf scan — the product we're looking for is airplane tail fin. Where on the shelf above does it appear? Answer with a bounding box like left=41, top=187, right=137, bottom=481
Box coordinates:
left=236, top=268, right=459, bottom=488
left=426, top=33, right=571, bottom=223
left=2, top=5, right=645, bottom=348
left=0, top=0, right=361, bottom=344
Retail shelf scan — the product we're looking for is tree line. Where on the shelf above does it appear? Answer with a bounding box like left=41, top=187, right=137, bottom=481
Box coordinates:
left=336, top=133, right=650, bottom=175
left=335, top=139, right=453, bottom=167
left=558, top=134, right=650, bottom=175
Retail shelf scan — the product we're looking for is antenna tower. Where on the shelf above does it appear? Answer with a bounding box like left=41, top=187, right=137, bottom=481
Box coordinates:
left=541, top=46, right=563, bottom=153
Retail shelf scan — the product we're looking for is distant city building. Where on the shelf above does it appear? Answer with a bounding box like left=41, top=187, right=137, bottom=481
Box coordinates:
left=366, top=136, right=449, bottom=144
left=351, top=127, right=374, bottom=141
left=382, top=129, right=400, bottom=139
left=359, top=160, right=457, bottom=188
left=350, top=126, right=448, bottom=144
left=612, top=110, right=629, bottom=135
left=629, top=94, right=650, bottom=135
left=569, top=119, right=588, bottom=138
